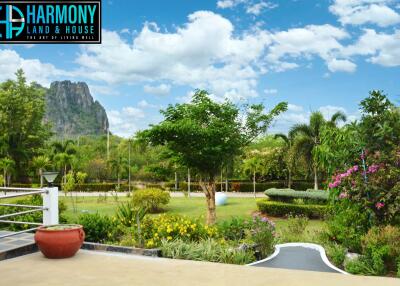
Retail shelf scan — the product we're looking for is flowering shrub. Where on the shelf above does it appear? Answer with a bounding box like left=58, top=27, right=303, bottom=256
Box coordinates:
left=245, top=214, right=276, bottom=257
left=328, top=148, right=400, bottom=225
left=138, top=214, right=218, bottom=248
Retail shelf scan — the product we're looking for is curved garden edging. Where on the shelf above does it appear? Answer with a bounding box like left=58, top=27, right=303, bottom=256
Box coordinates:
left=247, top=242, right=349, bottom=274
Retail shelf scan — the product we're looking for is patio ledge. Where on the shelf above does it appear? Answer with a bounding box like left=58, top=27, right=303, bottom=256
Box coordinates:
left=0, top=250, right=398, bottom=286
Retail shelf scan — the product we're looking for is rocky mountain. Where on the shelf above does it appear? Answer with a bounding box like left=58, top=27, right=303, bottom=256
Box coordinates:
left=44, top=81, right=109, bottom=136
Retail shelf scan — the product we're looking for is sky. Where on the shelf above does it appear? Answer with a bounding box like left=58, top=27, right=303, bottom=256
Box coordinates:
left=1, top=0, right=400, bottom=137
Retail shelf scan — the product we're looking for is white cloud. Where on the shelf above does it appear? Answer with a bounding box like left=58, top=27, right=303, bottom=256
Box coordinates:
left=217, top=0, right=245, bottom=9
left=270, top=104, right=359, bottom=133
left=287, top=104, right=303, bottom=112
left=108, top=107, right=145, bottom=137
left=264, top=88, right=278, bottom=94
left=265, top=24, right=350, bottom=72
left=0, top=49, right=69, bottom=86
left=246, top=2, right=278, bottom=15
left=343, top=29, right=400, bottom=67
left=143, top=83, right=171, bottom=96
left=138, top=99, right=158, bottom=108
left=76, top=11, right=271, bottom=101
left=327, top=58, right=357, bottom=72
left=329, top=0, right=400, bottom=27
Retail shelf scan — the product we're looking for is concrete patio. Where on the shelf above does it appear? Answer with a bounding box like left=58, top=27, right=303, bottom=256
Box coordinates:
left=1, top=250, right=399, bottom=286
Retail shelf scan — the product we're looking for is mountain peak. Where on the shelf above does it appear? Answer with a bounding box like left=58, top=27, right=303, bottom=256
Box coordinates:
left=45, top=81, right=109, bottom=137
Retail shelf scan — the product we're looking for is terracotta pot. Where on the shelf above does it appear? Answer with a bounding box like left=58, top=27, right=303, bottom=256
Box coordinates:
left=34, top=224, right=85, bottom=259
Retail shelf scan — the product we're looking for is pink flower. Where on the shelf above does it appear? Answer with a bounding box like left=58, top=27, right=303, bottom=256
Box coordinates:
left=338, top=192, right=348, bottom=199
left=367, top=164, right=379, bottom=174
left=375, top=202, right=385, bottom=210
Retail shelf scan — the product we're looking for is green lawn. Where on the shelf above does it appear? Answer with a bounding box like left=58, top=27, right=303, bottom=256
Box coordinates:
left=61, top=196, right=325, bottom=236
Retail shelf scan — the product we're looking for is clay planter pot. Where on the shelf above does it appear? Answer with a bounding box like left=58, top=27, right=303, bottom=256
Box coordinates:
left=35, top=224, right=85, bottom=259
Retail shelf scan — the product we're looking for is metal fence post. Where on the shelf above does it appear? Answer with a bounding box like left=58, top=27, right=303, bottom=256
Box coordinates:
left=43, top=187, right=59, bottom=226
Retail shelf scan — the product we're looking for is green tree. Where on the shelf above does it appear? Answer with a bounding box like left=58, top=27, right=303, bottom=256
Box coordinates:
left=0, top=69, right=52, bottom=180
left=274, top=133, right=295, bottom=188
left=32, top=155, right=50, bottom=187
left=0, top=158, right=15, bottom=187
left=109, top=155, right=128, bottom=189
left=289, top=111, right=346, bottom=190
left=51, top=140, right=77, bottom=185
left=141, top=90, right=287, bottom=224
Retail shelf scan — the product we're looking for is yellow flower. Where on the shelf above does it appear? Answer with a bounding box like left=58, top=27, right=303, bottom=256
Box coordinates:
left=167, top=236, right=172, bottom=241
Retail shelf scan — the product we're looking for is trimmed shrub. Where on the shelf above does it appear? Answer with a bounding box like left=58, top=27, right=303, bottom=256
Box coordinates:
left=78, top=213, right=123, bottom=243
left=264, top=188, right=328, bottom=204
left=257, top=199, right=326, bottom=218
left=131, top=188, right=170, bottom=213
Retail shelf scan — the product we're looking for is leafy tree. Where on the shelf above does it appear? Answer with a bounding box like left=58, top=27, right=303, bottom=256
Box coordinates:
left=289, top=111, right=346, bottom=190
left=0, top=158, right=15, bottom=187
left=51, top=140, right=77, bottom=185
left=140, top=90, right=287, bottom=224
left=274, top=133, right=295, bottom=188
left=109, top=155, right=128, bottom=188
left=32, top=155, right=50, bottom=187
left=359, top=90, right=400, bottom=154
left=0, top=69, right=51, bottom=180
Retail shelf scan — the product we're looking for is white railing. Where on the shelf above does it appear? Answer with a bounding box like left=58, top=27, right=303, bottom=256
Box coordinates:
left=0, top=187, right=59, bottom=239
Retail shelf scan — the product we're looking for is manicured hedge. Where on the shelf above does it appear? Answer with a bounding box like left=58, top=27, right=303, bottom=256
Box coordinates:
left=257, top=199, right=326, bottom=218
left=264, top=188, right=328, bottom=203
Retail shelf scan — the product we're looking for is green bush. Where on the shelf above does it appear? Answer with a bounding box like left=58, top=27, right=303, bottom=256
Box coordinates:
left=361, top=225, right=400, bottom=274
left=264, top=188, right=328, bottom=204
left=138, top=214, right=218, bottom=248
left=326, top=200, right=370, bottom=252
left=0, top=195, right=67, bottom=231
left=345, top=255, right=384, bottom=276
left=78, top=213, right=122, bottom=243
left=257, top=199, right=326, bottom=218
left=160, top=239, right=255, bottom=265
left=245, top=216, right=276, bottom=258
left=217, top=217, right=249, bottom=241
left=279, top=215, right=309, bottom=242
left=325, top=243, right=346, bottom=268
left=131, top=188, right=170, bottom=213
left=74, top=183, right=131, bottom=192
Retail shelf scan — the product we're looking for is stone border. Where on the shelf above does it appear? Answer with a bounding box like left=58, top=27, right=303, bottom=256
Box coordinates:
left=0, top=243, right=38, bottom=261
left=247, top=242, right=349, bottom=275
left=81, top=242, right=161, bottom=257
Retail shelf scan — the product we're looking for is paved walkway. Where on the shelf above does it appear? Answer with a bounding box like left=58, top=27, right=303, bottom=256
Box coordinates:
left=1, top=250, right=399, bottom=286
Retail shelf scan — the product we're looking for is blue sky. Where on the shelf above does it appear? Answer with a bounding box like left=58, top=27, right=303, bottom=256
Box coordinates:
left=2, top=0, right=400, bottom=137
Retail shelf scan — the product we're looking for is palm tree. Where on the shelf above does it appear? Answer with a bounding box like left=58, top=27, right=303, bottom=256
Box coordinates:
left=242, top=151, right=264, bottom=198
left=32, top=156, right=50, bottom=187
left=274, top=133, right=294, bottom=189
left=109, top=155, right=128, bottom=189
left=51, top=140, right=77, bottom=186
left=0, top=158, right=15, bottom=187
left=54, top=153, right=75, bottom=187
left=289, top=111, right=346, bottom=190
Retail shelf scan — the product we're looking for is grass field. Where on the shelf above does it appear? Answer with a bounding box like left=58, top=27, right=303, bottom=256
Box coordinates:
left=60, top=196, right=325, bottom=236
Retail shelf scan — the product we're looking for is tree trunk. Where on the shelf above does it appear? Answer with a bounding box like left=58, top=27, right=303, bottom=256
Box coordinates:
left=187, top=168, right=191, bottom=198
left=200, top=177, right=216, bottom=225
left=174, top=172, right=178, bottom=191
left=3, top=169, right=6, bottom=187
left=313, top=165, right=318, bottom=190
left=117, top=173, right=120, bottom=189
left=39, top=168, right=43, bottom=188
left=253, top=169, right=256, bottom=198
left=288, top=168, right=292, bottom=189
